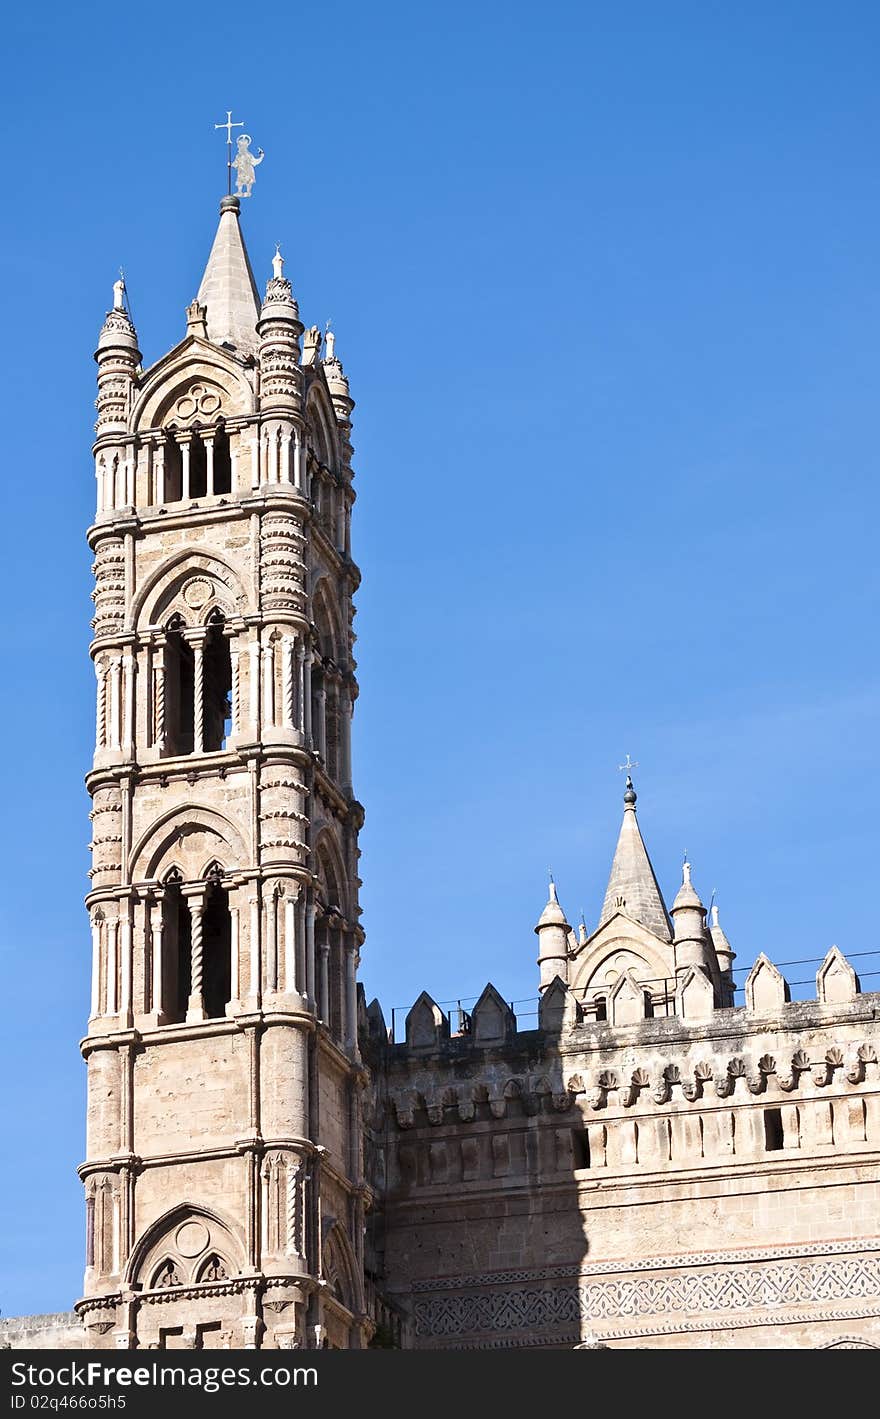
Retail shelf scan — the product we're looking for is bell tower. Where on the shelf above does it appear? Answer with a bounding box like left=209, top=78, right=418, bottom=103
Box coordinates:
left=78, top=194, right=367, bottom=1350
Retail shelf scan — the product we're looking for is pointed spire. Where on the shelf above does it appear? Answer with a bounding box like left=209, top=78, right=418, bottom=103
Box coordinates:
left=578, top=914, right=588, bottom=946
left=196, top=195, right=261, bottom=354
left=599, top=777, right=672, bottom=940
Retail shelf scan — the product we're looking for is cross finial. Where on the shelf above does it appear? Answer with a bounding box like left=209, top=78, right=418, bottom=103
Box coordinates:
left=214, top=110, right=245, bottom=195
left=618, top=753, right=639, bottom=775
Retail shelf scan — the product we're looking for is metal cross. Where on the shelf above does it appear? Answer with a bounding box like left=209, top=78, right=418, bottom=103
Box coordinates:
left=617, top=754, right=639, bottom=775
left=214, top=111, right=245, bottom=194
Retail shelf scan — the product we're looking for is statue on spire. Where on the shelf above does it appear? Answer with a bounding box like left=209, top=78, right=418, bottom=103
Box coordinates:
left=232, top=134, right=264, bottom=197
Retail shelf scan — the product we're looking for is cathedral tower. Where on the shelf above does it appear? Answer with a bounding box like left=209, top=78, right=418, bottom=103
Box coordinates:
left=78, top=196, right=367, bottom=1349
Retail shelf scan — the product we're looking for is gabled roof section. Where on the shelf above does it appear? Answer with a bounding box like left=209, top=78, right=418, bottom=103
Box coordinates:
left=598, top=778, right=672, bottom=942
left=196, top=195, right=261, bottom=355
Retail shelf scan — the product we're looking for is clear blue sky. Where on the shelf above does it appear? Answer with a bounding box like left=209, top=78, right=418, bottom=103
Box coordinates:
left=2, top=1, right=878, bottom=1317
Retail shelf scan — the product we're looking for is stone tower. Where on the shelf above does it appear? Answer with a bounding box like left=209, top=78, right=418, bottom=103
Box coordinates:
left=78, top=197, right=367, bottom=1350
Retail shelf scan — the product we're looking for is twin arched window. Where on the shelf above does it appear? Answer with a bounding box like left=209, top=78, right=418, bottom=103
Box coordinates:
left=163, top=610, right=232, bottom=758
left=163, top=426, right=231, bottom=504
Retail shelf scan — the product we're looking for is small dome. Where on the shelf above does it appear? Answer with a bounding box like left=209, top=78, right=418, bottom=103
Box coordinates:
left=671, top=860, right=704, bottom=913
left=536, top=879, right=568, bottom=930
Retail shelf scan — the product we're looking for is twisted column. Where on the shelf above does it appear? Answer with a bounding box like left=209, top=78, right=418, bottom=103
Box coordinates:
left=191, top=633, right=206, bottom=755
left=95, top=662, right=107, bottom=751
left=282, top=637, right=296, bottom=728
left=186, top=890, right=206, bottom=1022
left=229, top=646, right=240, bottom=737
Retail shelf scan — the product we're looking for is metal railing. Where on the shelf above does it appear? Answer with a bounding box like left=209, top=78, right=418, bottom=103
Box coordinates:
left=386, top=949, right=880, bottom=1043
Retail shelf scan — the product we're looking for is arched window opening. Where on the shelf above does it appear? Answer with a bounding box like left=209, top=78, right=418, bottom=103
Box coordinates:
left=203, top=612, right=232, bottom=752
left=163, top=438, right=183, bottom=503
left=189, top=434, right=208, bottom=499
left=595, top=996, right=607, bottom=1023
left=164, top=618, right=194, bottom=757
left=161, top=874, right=191, bottom=1025
left=212, top=427, right=231, bottom=495
left=202, top=880, right=232, bottom=1020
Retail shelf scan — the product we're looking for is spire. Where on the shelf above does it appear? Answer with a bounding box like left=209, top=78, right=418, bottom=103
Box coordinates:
left=598, top=777, right=672, bottom=941
left=196, top=195, right=261, bottom=354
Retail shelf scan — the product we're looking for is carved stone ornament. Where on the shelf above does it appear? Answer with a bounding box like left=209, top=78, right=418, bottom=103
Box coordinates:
left=183, top=578, right=213, bottom=610
left=176, top=1220, right=210, bottom=1258
left=175, top=384, right=222, bottom=422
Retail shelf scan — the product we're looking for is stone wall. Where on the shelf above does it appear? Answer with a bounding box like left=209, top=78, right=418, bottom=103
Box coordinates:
left=371, top=983, right=880, bottom=1348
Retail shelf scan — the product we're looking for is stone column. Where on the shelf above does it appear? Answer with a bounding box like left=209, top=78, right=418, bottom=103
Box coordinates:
left=119, top=899, right=133, bottom=1026
left=229, top=903, right=240, bottom=1003
left=179, top=435, right=191, bottom=501
left=303, top=650, right=313, bottom=745
left=318, top=935, right=330, bottom=1024
left=90, top=913, right=102, bottom=1019
left=282, top=637, right=296, bottom=729
left=106, top=920, right=118, bottom=1016
left=150, top=893, right=165, bottom=1022
left=266, top=886, right=278, bottom=993
left=295, top=893, right=306, bottom=999
left=281, top=431, right=292, bottom=484
left=340, top=688, right=352, bottom=792
left=296, top=640, right=306, bottom=733
left=153, top=638, right=166, bottom=751
left=123, top=654, right=135, bottom=758
left=284, top=891, right=297, bottom=995
left=293, top=428, right=303, bottom=490
left=249, top=890, right=261, bottom=1003
left=204, top=435, right=215, bottom=497
left=95, top=661, right=107, bottom=752
left=185, top=888, right=206, bottom=1022
left=229, top=645, right=240, bottom=737
left=262, top=642, right=276, bottom=732
left=306, top=898, right=316, bottom=1006
left=345, top=942, right=359, bottom=1057
left=249, top=638, right=260, bottom=734
left=190, top=631, right=206, bottom=755
left=109, top=658, right=122, bottom=750
left=154, top=437, right=166, bottom=505
left=316, top=685, right=327, bottom=761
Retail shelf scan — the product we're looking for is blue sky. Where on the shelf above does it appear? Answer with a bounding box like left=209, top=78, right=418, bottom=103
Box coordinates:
left=2, top=1, right=879, bottom=1316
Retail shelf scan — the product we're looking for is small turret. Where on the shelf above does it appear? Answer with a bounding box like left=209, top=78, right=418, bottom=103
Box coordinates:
left=535, top=876, right=571, bottom=991
left=671, top=858, right=721, bottom=995
left=323, top=322, right=354, bottom=420
left=257, top=244, right=303, bottom=412
left=710, top=902, right=737, bottom=1007
left=94, top=277, right=140, bottom=436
